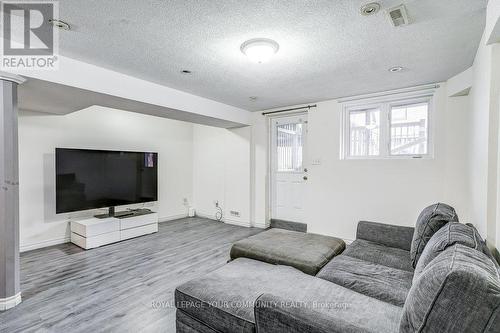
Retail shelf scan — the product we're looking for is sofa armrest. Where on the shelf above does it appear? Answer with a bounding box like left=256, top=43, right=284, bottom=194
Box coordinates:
left=356, top=221, right=414, bottom=251
left=254, top=294, right=370, bottom=333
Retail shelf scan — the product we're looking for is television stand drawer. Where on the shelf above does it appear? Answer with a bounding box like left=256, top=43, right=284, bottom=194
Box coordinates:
left=120, top=223, right=158, bottom=241
left=71, top=217, right=120, bottom=237
left=119, top=212, right=159, bottom=230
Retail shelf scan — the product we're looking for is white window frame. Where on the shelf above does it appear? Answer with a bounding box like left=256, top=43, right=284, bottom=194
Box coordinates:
left=341, top=95, right=434, bottom=160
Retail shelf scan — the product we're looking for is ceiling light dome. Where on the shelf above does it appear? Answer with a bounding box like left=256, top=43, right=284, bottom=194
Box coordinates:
left=240, top=38, right=279, bottom=63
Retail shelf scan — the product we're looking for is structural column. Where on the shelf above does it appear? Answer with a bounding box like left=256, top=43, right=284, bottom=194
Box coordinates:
left=0, top=72, right=25, bottom=311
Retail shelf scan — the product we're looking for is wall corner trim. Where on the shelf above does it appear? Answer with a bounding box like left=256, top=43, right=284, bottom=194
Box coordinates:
left=20, top=237, right=71, bottom=253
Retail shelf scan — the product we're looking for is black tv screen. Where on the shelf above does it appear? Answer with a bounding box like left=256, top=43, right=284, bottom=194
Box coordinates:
left=56, top=148, right=158, bottom=214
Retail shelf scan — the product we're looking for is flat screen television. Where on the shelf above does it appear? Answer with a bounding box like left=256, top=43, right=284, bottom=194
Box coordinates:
left=56, top=148, right=158, bottom=216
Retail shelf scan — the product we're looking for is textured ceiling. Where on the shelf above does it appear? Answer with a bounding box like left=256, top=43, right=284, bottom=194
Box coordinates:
left=57, top=0, right=487, bottom=111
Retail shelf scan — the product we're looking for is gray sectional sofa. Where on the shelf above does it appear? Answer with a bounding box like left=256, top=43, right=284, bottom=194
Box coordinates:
left=175, top=203, right=500, bottom=332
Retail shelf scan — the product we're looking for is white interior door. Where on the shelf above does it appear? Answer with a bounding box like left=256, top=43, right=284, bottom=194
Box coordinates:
left=271, top=114, right=308, bottom=222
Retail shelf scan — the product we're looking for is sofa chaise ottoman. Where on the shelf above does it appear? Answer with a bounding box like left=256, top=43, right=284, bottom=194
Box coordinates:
left=230, top=228, right=345, bottom=275
left=175, top=258, right=403, bottom=333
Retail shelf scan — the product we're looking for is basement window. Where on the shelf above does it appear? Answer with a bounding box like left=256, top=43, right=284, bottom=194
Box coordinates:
left=342, top=97, right=432, bottom=159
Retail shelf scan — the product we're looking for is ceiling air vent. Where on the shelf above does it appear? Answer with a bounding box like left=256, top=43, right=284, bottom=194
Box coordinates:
left=387, top=5, right=409, bottom=27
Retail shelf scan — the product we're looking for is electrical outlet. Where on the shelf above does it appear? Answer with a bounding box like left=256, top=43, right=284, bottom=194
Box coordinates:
left=230, top=210, right=240, bottom=217
left=312, top=158, right=321, bottom=165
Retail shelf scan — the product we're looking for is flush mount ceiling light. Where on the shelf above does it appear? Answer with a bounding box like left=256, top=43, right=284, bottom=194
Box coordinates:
left=389, top=66, right=404, bottom=73
left=360, top=2, right=381, bottom=16
left=240, top=38, right=279, bottom=63
left=49, top=19, right=71, bottom=30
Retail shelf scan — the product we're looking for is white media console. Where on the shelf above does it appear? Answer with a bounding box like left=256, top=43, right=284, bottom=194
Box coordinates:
left=70, top=211, right=159, bottom=250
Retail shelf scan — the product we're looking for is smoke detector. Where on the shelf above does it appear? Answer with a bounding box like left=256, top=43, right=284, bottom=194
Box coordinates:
left=387, top=5, right=409, bottom=27
left=49, top=19, right=71, bottom=30
left=360, top=2, right=381, bottom=16
left=388, top=66, right=404, bottom=73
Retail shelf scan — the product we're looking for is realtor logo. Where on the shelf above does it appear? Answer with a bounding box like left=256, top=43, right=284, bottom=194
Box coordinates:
left=1, top=1, right=59, bottom=70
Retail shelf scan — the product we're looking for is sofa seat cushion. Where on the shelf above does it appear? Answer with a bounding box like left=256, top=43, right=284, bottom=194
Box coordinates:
left=230, top=228, right=345, bottom=275
left=401, top=244, right=500, bottom=333
left=410, top=203, right=458, bottom=268
left=317, top=255, right=413, bottom=306
left=343, top=239, right=414, bottom=272
left=175, top=258, right=403, bottom=333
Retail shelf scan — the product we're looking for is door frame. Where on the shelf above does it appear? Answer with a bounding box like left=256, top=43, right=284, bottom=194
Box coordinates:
left=267, top=111, right=308, bottom=223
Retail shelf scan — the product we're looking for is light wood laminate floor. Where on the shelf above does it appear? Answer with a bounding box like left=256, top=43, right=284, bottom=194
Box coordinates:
left=0, top=217, right=262, bottom=333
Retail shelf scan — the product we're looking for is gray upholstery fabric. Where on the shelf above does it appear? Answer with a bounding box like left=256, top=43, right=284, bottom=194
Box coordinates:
left=410, top=203, right=458, bottom=268
left=466, top=223, right=500, bottom=268
left=176, top=310, right=218, bottom=333
left=413, top=222, right=481, bottom=281
left=357, top=221, right=415, bottom=251
left=343, top=239, right=414, bottom=272
left=175, top=258, right=402, bottom=333
left=254, top=293, right=399, bottom=333
left=229, top=228, right=345, bottom=275
left=317, top=255, right=413, bottom=306
left=401, top=244, right=500, bottom=333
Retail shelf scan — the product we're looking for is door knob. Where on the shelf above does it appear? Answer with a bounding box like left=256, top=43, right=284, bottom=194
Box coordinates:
left=303, top=176, right=308, bottom=180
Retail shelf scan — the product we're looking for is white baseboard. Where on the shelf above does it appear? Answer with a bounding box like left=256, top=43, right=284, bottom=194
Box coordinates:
left=223, top=218, right=251, bottom=228
left=343, top=238, right=354, bottom=245
left=20, top=237, right=70, bottom=253
left=252, top=221, right=269, bottom=229
left=195, top=211, right=251, bottom=227
left=0, top=292, right=21, bottom=311
left=195, top=211, right=215, bottom=220
left=159, top=213, right=188, bottom=223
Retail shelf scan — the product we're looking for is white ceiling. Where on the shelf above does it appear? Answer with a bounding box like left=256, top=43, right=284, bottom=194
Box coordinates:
left=57, top=0, right=487, bottom=111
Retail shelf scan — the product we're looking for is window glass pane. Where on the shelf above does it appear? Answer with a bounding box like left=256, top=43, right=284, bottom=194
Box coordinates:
left=349, top=109, right=380, bottom=157
left=276, top=122, right=303, bottom=172
left=390, top=102, right=428, bottom=155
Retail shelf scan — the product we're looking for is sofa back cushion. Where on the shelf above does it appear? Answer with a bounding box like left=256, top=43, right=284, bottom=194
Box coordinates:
left=465, top=223, right=500, bottom=268
left=410, top=203, right=458, bottom=268
left=413, top=222, right=481, bottom=281
left=401, top=244, right=500, bottom=333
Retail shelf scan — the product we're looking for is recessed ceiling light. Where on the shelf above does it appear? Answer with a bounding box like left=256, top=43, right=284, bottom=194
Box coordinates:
left=360, top=2, right=381, bottom=16
left=389, top=66, right=404, bottom=73
left=180, top=70, right=192, bottom=75
left=49, top=19, right=71, bottom=30
left=240, top=38, right=279, bottom=64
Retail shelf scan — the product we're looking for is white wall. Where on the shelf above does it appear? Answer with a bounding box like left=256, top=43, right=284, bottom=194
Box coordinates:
left=251, top=85, right=470, bottom=241
left=467, top=33, right=494, bottom=241
left=18, top=106, right=194, bottom=251
left=192, top=125, right=252, bottom=227
left=462, top=0, right=500, bottom=249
